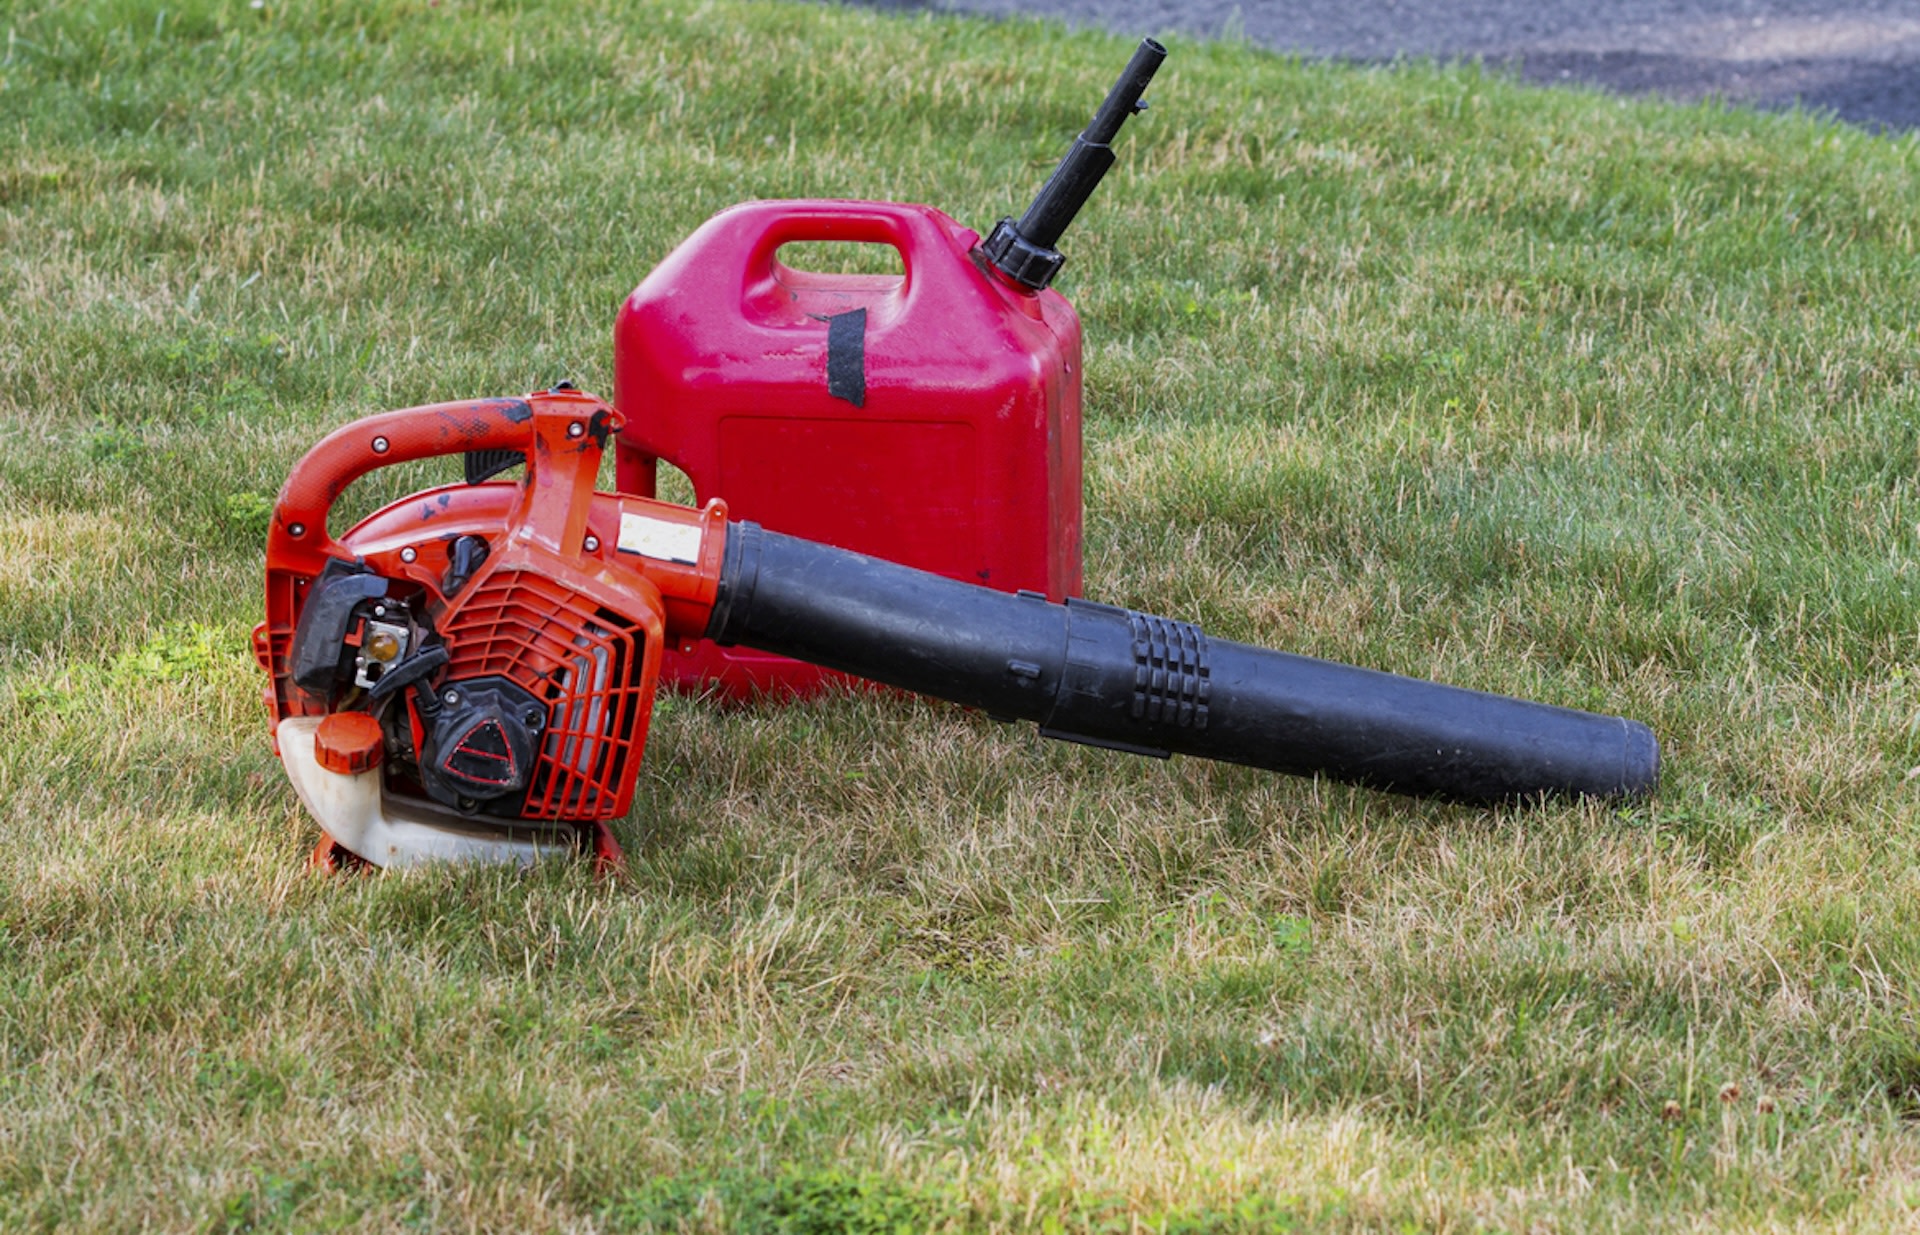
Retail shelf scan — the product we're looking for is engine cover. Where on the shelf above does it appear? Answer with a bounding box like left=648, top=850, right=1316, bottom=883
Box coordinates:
left=436, top=568, right=652, bottom=822
left=417, top=676, right=544, bottom=814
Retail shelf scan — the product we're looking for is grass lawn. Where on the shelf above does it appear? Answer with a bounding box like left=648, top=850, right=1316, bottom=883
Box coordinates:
left=6, top=0, right=1920, bottom=1229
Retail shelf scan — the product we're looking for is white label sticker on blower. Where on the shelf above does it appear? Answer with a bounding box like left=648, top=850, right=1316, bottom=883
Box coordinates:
left=617, top=513, right=701, bottom=564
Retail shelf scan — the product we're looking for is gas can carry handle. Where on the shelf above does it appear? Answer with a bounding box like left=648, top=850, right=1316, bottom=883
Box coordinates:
left=268, top=390, right=616, bottom=574
left=735, top=200, right=960, bottom=293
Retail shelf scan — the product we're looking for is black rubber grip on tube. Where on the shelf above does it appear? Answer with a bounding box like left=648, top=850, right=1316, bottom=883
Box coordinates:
left=706, top=523, right=1660, bottom=804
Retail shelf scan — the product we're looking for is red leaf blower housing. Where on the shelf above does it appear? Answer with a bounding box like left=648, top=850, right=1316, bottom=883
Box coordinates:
left=255, top=388, right=1659, bottom=869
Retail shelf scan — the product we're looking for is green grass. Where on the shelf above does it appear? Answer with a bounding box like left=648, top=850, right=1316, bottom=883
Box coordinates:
left=5, top=0, right=1920, bottom=1229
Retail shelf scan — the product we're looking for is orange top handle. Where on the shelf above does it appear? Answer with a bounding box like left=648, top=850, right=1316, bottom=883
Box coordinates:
left=268, top=389, right=620, bottom=578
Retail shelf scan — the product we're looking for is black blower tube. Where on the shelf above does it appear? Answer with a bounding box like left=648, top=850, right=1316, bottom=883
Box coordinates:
left=706, top=524, right=1660, bottom=804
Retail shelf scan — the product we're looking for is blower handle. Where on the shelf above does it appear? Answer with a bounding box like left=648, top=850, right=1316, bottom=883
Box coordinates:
left=978, top=36, right=1166, bottom=290
left=267, top=390, right=617, bottom=575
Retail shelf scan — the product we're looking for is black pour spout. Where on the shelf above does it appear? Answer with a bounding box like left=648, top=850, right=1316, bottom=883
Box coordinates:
left=978, top=36, right=1167, bottom=291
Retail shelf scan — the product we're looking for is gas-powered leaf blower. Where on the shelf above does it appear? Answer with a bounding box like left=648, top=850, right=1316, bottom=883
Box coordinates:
left=254, top=389, right=1660, bottom=869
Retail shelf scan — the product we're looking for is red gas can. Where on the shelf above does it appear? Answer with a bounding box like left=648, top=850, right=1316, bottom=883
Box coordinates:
left=614, top=37, right=1165, bottom=696
left=613, top=199, right=1084, bottom=696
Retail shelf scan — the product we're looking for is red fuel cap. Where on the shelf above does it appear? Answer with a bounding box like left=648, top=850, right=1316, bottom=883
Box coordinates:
left=315, top=712, right=385, bottom=775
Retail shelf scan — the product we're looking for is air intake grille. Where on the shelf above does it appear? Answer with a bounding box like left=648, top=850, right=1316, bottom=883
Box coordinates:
left=441, top=571, right=648, bottom=820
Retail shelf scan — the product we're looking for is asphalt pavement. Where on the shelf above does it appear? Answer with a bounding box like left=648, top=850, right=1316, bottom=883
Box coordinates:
left=840, top=0, right=1920, bottom=131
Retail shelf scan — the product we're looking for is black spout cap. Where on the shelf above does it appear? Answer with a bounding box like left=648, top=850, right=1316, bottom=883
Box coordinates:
left=981, top=36, right=1166, bottom=291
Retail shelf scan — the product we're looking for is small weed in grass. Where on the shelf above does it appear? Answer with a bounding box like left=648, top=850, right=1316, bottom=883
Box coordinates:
left=605, top=1168, right=953, bottom=1234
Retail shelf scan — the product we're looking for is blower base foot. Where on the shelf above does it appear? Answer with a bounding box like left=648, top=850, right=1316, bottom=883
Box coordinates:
left=590, top=821, right=626, bottom=877
left=310, top=832, right=371, bottom=874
